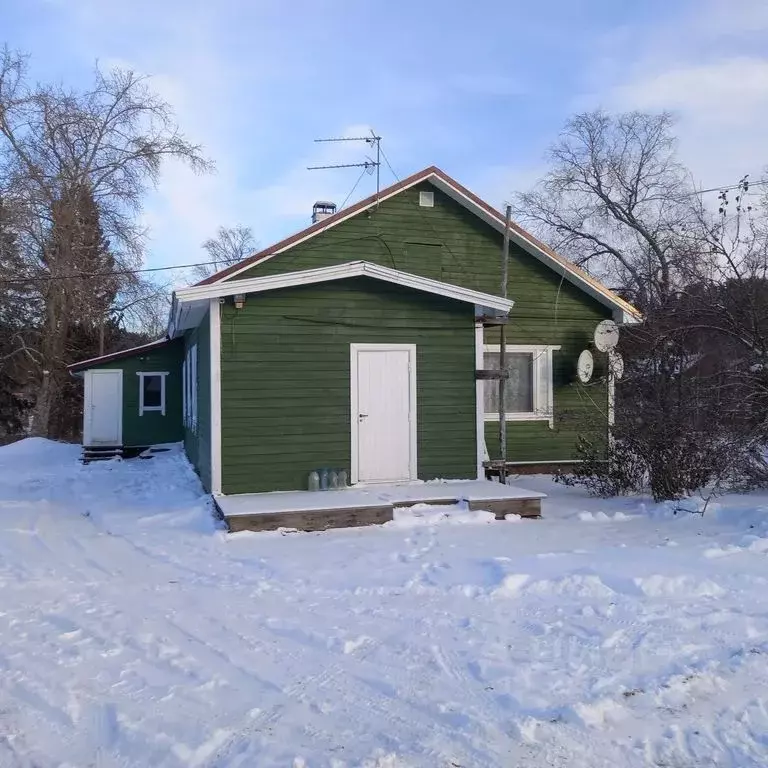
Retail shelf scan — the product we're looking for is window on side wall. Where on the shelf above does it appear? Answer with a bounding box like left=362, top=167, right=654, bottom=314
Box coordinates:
left=483, top=345, right=560, bottom=426
left=138, top=372, right=168, bottom=416
left=182, top=343, right=198, bottom=431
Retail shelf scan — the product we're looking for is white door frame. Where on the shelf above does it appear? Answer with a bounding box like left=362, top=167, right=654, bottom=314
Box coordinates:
left=84, top=369, right=123, bottom=446
left=350, top=343, right=418, bottom=485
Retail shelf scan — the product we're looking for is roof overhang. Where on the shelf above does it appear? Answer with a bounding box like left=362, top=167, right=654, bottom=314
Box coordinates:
left=195, top=166, right=641, bottom=324
left=169, top=260, right=514, bottom=336
left=67, top=337, right=172, bottom=375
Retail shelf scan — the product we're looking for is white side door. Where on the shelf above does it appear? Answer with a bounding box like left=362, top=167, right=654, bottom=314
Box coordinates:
left=85, top=370, right=123, bottom=445
left=351, top=344, right=417, bottom=484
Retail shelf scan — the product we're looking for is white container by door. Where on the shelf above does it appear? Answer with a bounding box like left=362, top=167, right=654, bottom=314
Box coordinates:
left=84, top=370, right=123, bottom=446
left=351, top=344, right=417, bottom=484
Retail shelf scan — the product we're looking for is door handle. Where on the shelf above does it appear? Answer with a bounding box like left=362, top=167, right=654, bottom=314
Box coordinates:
left=358, top=413, right=368, bottom=420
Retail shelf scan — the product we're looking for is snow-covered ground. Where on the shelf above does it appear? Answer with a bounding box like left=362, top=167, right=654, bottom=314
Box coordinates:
left=1, top=440, right=768, bottom=767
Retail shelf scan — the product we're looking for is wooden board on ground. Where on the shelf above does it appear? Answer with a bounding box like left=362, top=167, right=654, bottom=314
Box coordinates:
left=468, top=497, right=541, bottom=519
left=225, top=505, right=394, bottom=533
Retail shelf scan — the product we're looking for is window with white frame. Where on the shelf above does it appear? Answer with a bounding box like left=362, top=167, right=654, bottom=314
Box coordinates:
left=483, top=344, right=560, bottom=425
left=137, top=372, right=168, bottom=416
left=182, top=343, right=198, bottom=431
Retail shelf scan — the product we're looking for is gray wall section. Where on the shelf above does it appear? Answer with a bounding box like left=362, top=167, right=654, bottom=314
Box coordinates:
left=219, top=278, right=477, bottom=495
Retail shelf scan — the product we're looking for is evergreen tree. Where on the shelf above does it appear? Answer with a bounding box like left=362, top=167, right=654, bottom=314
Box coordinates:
left=45, top=183, right=120, bottom=439
left=0, top=196, right=35, bottom=438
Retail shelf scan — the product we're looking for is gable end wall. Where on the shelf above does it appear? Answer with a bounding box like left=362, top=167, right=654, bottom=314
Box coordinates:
left=227, top=182, right=610, bottom=463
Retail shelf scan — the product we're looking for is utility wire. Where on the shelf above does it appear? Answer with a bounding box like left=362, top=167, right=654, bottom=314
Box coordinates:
left=0, top=260, right=218, bottom=284
left=683, top=179, right=768, bottom=198
left=0, top=231, right=401, bottom=284
left=2, top=174, right=766, bottom=286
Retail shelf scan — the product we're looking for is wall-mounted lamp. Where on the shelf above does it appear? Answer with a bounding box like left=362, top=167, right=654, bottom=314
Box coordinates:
left=233, top=294, right=246, bottom=310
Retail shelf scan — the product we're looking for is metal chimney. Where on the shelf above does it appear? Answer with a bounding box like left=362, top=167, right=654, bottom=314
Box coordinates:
left=312, top=201, right=337, bottom=224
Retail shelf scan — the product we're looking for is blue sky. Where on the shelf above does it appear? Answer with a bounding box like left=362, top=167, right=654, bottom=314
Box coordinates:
left=3, top=0, right=768, bottom=280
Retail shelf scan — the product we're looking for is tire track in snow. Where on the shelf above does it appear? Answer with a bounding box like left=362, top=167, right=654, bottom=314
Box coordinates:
left=207, top=621, right=495, bottom=768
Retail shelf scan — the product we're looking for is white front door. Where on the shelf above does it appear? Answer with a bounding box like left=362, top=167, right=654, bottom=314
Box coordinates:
left=351, top=344, right=417, bottom=484
left=85, top=370, right=123, bottom=445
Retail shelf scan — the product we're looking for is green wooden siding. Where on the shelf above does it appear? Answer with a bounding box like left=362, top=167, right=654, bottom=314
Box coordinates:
left=87, top=339, right=184, bottom=447
left=483, top=299, right=609, bottom=461
left=229, top=181, right=611, bottom=462
left=220, top=278, right=476, bottom=494
left=183, top=310, right=212, bottom=491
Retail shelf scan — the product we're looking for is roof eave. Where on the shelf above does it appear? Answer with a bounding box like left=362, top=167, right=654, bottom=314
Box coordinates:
left=66, top=337, right=172, bottom=373
left=175, top=260, right=514, bottom=319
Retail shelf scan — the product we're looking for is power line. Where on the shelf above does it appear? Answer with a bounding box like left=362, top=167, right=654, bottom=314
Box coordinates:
left=2, top=171, right=766, bottom=286
left=685, top=178, right=768, bottom=198
left=0, top=231, right=401, bottom=284
left=0, top=259, right=220, bottom=284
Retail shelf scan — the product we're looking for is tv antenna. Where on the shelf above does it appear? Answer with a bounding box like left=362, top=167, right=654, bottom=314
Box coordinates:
left=307, top=130, right=382, bottom=203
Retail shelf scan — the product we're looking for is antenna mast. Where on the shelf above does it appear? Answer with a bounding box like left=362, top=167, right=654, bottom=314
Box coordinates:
left=308, top=130, right=382, bottom=202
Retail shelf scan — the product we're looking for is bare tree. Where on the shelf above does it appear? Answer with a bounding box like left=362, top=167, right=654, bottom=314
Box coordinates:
left=113, top=275, right=171, bottom=340
left=523, top=110, right=768, bottom=500
left=514, top=111, right=698, bottom=311
left=192, top=224, right=256, bottom=281
left=0, top=47, right=211, bottom=437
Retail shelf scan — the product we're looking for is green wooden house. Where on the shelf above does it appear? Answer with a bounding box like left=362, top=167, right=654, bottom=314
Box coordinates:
left=68, top=166, right=639, bottom=499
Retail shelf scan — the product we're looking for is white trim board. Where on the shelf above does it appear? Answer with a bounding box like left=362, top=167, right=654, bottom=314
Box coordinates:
left=350, top=343, right=418, bottom=485
left=173, top=260, right=513, bottom=330
left=210, top=298, right=222, bottom=495
left=482, top=344, right=561, bottom=428
left=474, top=322, right=486, bottom=479
left=136, top=371, right=169, bottom=416
left=198, top=167, right=639, bottom=324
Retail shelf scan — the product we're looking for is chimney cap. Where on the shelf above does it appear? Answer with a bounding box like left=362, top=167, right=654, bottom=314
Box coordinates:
left=312, top=200, right=337, bottom=224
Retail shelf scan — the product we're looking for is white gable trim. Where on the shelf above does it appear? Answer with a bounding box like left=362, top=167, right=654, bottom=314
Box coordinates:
left=175, top=260, right=514, bottom=314
left=202, top=169, right=639, bottom=323
left=210, top=299, right=222, bottom=495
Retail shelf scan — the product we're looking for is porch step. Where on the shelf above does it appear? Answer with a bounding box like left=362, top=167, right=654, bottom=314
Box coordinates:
left=82, top=445, right=123, bottom=464
left=217, top=480, right=545, bottom=533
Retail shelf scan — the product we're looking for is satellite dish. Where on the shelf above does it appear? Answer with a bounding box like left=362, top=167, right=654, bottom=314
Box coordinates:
left=577, top=349, right=594, bottom=383
left=594, top=319, right=620, bottom=352
left=608, top=350, right=624, bottom=380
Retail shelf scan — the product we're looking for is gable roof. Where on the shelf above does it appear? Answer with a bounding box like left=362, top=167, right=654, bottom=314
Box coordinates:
left=67, top=337, right=173, bottom=374
left=195, top=165, right=640, bottom=323
left=170, top=260, right=514, bottom=336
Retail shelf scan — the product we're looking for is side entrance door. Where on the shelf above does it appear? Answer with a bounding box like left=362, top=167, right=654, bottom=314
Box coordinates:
left=84, top=370, right=123, bottom=445
left=351, top=344, right=417, bottom=484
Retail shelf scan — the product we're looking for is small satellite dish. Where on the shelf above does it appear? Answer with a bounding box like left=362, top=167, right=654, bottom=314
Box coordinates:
left=577, top=349, right=594, bottom=383
left=594, top=319, right=620, bottom=352
left=608, top=350, right=624, bottom=380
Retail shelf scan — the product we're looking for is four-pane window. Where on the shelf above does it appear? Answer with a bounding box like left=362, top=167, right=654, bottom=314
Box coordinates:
left=137, top=372, right=167, bottom=416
